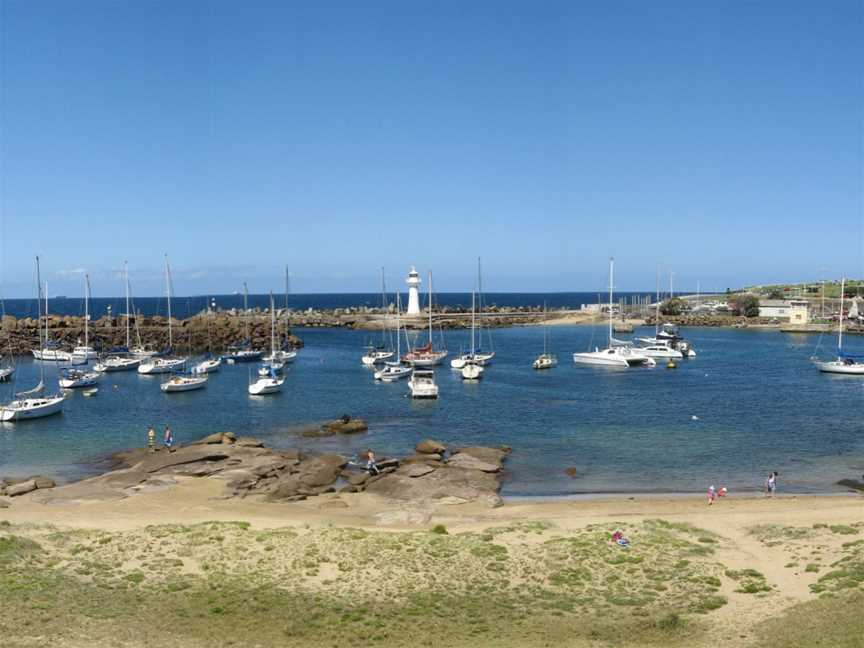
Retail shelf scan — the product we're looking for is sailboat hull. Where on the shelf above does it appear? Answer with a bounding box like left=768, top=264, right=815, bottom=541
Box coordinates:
left=813, top=360, right=864, bottom=375
left=161, top=376, right=208, bottom=392
left=0, top=395, right=65, bottom=421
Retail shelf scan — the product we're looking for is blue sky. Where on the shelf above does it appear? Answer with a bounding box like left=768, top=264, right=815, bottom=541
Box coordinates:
left=1, top=0, right=861, bottom=297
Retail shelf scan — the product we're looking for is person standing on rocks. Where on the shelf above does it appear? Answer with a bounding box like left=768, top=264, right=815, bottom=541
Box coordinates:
left=147, top=427, right=156, bottom=452
left=366, top=449, right=380, bottom=475
left=164, top=426, right=174, bottom=450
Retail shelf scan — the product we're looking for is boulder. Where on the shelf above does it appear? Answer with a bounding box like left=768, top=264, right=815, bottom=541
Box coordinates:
left=300, top=466, right=341, bottom=489
left=347, top=472, right=370, bottom=486
left=236, top=437, right=264, bottom=448
left=33, top=476, right=56, bottom=489
left=400, top=464, right=436, bottom=478
left=416, top=439, right=446, bottom=455
left=195, top=432, right=232, bottom=445
left=321, top=417, right=369, bottom=435
left=452, top=446, right=510, bottom=465
left=266, top=476, right=302, bottom=501
left=7, top=479, right=37, bottom=497
left=446, top=453, right=500, bottom=473
left=0, top=497, right=10, bottom=508
left=365, top=465, right=500, bottom=504
left=402, top=454, right=442, bottom=464
left=837, top=479, right=864, bottom=492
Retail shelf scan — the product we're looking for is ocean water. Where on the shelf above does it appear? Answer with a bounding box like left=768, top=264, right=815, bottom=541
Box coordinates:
left=2, top=291, right=666, bottom=319
left=1, top=325, right=862, bottom=496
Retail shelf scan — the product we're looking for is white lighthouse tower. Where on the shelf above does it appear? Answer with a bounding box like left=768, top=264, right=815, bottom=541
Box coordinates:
left=406, top=266, right=422, bottom=315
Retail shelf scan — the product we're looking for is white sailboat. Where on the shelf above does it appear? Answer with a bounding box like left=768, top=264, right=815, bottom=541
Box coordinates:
left=402, top=271, right=448, bottom=367
left=0, top=329, right=14, bottom=382
left=192, top=307, right=222, bottom=374
left=258, top=293, right=287, bottom=376
left=374, top=292, right=412, bottom=382
left=249, top=294, right=286, bottom=394
left=161, top=372, right=208, bottom=392
left=573, top=258, right=656, bottom=368
left=451, top=259, right=494, bottom=367
left=812, top=277, right=864, bottom=375
left=263, top=267, right=297, bottom=364
left=532, top=303, right=558, bottom=370
left=223, top=283, right=263, bottom=363
left=59, top=367, right=100, bottom=389
left=138, top=256, right=187, bottom=375
left=31, top=281, right=72, bottom=362
left=94, top=262, right=142, bottom=372
left=1, top=258, right=65, bottom=422
left=461, top=290, right=484, bottom=379
left=70, top=274, right=98, bottom=363
left=362, top=267, right=395, bottom=366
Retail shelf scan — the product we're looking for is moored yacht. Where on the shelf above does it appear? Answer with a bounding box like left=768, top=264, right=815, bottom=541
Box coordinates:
left=812, top=277, right=864, bottom=375
left=59, top=368, right=100, bottom=389
left=161, top=372, right=208, bottom=392
left=408, top=369, right=439, bottom=398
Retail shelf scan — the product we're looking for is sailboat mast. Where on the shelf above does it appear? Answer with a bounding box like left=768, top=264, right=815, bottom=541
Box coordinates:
left=428, top=271, right=433, bottom=344
left=470, top=290, right=476, bottom=355
left=284, top=267, right=290, bottom=341
left=655, top=264, right=660, bottom=336
left=839, top=276, right=845, bottom=352
left=380, top=267, right=387, bottom=348
left=395, top=291, right=401, bottom=357
left=270, top=292, right=276, bottom=355
left=84, top=274, right=90, bottom=349
left=44, top=280, right=49, bottom=345
left=124, top=261, right=131, bottom=349
left=243, top=282, right=249, bottom=341
left=165, top=256, right=173, bottom=349
left=608, top=257, right=614, bottom=344
left=35, top=256, right=43, bottom=351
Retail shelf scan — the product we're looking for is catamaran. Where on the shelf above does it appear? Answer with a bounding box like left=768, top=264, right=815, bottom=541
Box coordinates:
left=812, top=277, right=864, bottom=375
left=138, top=256, right=187, bottom=375
left=573, top=258, right=655, bottom=368
left=374, top=292, right=413, bottom=382
left=362, top=267, right=395, bottom=366
left=402, top=271, right=448, bottom=367
left=1, top=258, right=65, bottom=421
left=94, top=262, right=142, bottom=372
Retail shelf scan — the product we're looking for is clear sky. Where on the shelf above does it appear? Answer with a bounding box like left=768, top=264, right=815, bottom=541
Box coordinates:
left=1, top=0, right=862, bottom=297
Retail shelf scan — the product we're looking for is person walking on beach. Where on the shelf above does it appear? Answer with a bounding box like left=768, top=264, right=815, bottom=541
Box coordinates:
left=366, top=449, right=380, bottom=475
left=765, top=471, right=777, bottom=497
left=164, top=426, right=174, bottom=450
left=707, top=485, right=717, bottom=506
left=147, top=426, right=156, bottom=452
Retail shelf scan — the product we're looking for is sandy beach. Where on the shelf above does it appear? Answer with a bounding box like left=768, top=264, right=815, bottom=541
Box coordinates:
left=2, top=477, right=862, bottom=648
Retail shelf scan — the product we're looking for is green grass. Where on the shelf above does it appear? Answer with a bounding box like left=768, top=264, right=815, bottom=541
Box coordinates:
left=754, top=590, right=864, bottom=648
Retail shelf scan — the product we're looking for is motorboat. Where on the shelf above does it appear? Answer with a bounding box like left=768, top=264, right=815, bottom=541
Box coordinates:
left=32, top=344, right=72, bottom=362
left=222, top=347, right=263, bottom=363
left=408, top=369, right=439, bottom=398
left=59, top=368, right=100, bottom=389
left=161, top=373, right=208, bottom=392
left=362, top=347, right=394, bottom=366
left=258, top=361, right=285, bottom=376
left=634, top=340, right=683, bottom=360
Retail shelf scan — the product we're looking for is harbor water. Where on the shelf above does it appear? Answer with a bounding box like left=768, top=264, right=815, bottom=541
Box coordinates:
left=1, top=325, right=862, bottom=496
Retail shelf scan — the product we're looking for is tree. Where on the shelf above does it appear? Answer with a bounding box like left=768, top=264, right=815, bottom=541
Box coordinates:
left=768, top=288, right=785, bottom=300
left=659, top=298, right=686, bottom=316
left=730, top=294, right=760, bottom=317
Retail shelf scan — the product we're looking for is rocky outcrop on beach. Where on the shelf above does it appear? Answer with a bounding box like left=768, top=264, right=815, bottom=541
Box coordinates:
left=22, top=434, right=509, bottom=508
left=0, top=475, right=56, bottom=499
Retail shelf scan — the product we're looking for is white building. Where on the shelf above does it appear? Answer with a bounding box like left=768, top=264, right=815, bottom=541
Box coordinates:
left=759, top=299, right=810, bottom=322
left=406, top=266, right=421, bottom=315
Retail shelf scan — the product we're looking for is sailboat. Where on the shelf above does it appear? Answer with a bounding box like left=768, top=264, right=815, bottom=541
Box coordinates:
left=59, top=366, right=100, bottom=389
left=0, top=296, right=14, bottom=381
left=1, top=257, right=65, bottom=421
left=374, top=292, right=413, bottom=382
left=223, top=283, right=263, bottom=362
left=459, top=290, right=484, bottom=380
left=812, top=277, right=864, bottom=374
left=248, top=295, right=285, bottom=395
left=258, top=293, right=286, bottom=376
left=31, top=281, right=72, bottom=362
left=263, top=267, right=297, bottom=364
left=70, top=274, right=98, bottom=364
left=94, top=262, right=142, bottom=372
left=532, top=303, right=557, bottom=370
left=402, top=271, right=448, bottom=367
left=192, top=305, right=221, bottom=374
left=450, top=259, right=494, bottom=367
left=362, top=267, right=395, bottom=365
left=573, top=258, right=655, bottom=368
left=138, top=256, right=187, bottom=374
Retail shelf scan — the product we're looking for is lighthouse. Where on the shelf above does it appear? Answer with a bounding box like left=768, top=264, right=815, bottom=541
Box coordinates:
left=406, top=266, right=421, bottom=315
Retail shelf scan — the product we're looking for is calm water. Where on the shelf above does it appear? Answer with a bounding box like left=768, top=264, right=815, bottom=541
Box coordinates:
left=1, top=325, right=862, bottom=496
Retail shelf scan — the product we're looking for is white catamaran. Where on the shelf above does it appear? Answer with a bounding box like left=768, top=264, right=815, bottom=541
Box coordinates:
left=573, top=258, right=655, bottom=368
left=812, top=277, right=864, bottom=375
